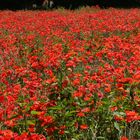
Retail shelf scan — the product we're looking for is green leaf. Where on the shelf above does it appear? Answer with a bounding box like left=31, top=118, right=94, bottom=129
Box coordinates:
left=25, top=106, right=30, bottom=112
left=27, top=120, right=35, bottom=125
left=114, top=122, right=120, bottom=131
left=48, top=106, right=63, bottom=110
left=65, top=111, right=76, bottom=117
left=97, top=137, right=105, bottom=140
left=113, top=112, right=125, bottom=117
left=31, top=110, right=40, bottom=115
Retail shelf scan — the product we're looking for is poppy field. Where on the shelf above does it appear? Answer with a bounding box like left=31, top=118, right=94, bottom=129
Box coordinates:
left=0, top=8, right=140, bottom=140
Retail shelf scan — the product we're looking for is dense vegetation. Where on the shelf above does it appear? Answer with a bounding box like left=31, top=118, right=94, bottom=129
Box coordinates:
left=0, top=8, right=140, bottom=139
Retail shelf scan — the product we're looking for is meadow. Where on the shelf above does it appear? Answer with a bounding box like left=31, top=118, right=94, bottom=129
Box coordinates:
left=0, top=8, right=140, bottom=140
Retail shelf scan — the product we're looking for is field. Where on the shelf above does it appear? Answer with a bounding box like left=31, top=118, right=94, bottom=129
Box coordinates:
left=0, top=8, right=140, bottom=140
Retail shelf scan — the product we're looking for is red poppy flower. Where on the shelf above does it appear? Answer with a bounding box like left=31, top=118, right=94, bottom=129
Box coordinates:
left=80, top=124, right=88, bottom=130
left=120, top=136, right=128, bottom=140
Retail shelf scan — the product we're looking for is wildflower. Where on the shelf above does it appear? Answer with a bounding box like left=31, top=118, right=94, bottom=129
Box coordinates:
left=80, top=124, right=88, bottom=130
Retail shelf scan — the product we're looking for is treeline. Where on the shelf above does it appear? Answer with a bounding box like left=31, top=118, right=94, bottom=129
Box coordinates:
left=0, top=0, right=140, bottom=10
left=0, top=0, right=44, bottom=10
left=55, top=0, right=140, bottom=9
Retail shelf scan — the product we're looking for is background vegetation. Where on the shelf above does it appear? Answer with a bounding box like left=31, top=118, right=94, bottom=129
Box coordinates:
left=0, top=0, right=140, bottom=10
